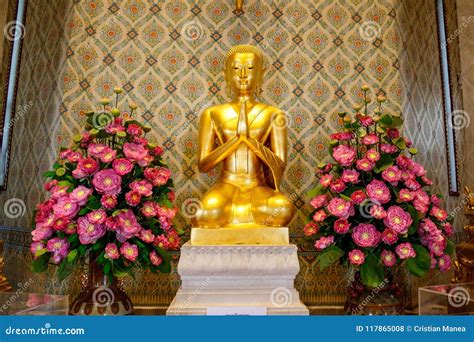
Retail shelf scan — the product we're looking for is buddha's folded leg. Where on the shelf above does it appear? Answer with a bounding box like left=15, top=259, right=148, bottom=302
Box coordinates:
left=192, top=182, right=236, bottom=228
left=251, top=186, right=295, bottom=227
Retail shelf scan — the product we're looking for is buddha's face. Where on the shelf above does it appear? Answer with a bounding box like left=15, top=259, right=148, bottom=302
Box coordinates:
left=226, top=52, right=262, bottom=94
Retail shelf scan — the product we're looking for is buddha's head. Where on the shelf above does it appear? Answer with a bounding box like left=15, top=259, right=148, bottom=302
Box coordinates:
left=224, top=45, right=264, bottom=97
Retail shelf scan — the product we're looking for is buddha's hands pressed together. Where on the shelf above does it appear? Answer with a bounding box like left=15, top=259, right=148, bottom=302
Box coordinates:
left=237, top=100, right=249, bottom=138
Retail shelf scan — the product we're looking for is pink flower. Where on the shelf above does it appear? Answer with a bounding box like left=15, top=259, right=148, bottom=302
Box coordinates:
left=125, top=191, right=142, bottom=207
left=92, top=169, right=122, bottom=195
left=87, top=209, right=107, bottom=224
left=330, top=132, right=354, bottom=141
left=383, top=206, right=413, bottom=234
left=319, top=174, right=333, bottom=188
left=105, top=217, right=117, bottom=231
left=88, top=144, right=108, bottom=158
left=154, top=231, right=180, bottom=250
left=310, top=194, right=328, bottom=209
left=141, top=201, right=157, bottom=218
left=31, top=225, right=53, bottom=242
left=101, top=194, right=117, bottom=210
left=351, top=190, right=367, bottom=205
left=366, top=179, right=391, bottom=204
left=106, top=118, right=125, bottom=134
left=341, top=169, right=359, bottom=184
left=77, top=157, right=99, bottom=176
left=332, top=145, right=356, bottom=166
left=348, top=249, right=365, bottom=265
left=330, top=179, right=346, bottom=193
left=139, top=229, right=155, bottom=243
left=370, top=205, right=387, bottom=219
left=352, top=223, right=381, bottom=247
left=312, top=209, right=327, bottom=222
left=150, top=250, right=163, bottom=266
left=52, top=217, right=70, bottom=231
left=334, top=219, right=350, bottom=234
left=314, top=236, right=334, bottom=250
left=130, top=180, right=153, bottom=197
left=421, top=176, right=433, bottom=185
left=113, top=158, right=134, bottom=176
left=120, top=242, right=138, bottom=262
left=127, top=124, right=143, bottom=136
left=395, top=242, right=416, bottom=259
left=398, top=189, right=414, bottom=202
left=105, top=243, right=120, bottom=260
left=361, top=133, right=379, bottom=145
left=46, top=238, right=70, bottom=263
left=123, top=142, right=148, bottom=162
left=304, top=222, right=318, bottom=236
left=386, top=128, right=400, bottom=139
left=77, top=216, right=106, bottom=244
left=51, top=185, right=69, bottom=199
left=359, top=115, right=374, bottom=127
left=381, top=144, right=398, bottom=154
left=356, top=158, right=375, bottom=171
left=70, top=186, right=93, bottom=206
left=30, top=242, right=45, bottom=258
left=442, top=222, right=454, bottom=236
left=144, top=167, right=171, bottom=186
left=431, top=195, right=442, bottom=206
left=53, top=198, right=79, bottom=219
left=100, top=148, right=117, bottom=163
left=430, top=207, right=448, bottom=221
left=44, top=180, right=58, bottom=191
left=327, top=198, right=353, bottom=218
left=381, top=250, right=397, bottom=267
left=382, top=166, right=402, bottom=183
left=115, top=209, right=141, bottom=239
left=366, top=148, right=380, bottom=162
left=438, top=254, right=451, bottom=272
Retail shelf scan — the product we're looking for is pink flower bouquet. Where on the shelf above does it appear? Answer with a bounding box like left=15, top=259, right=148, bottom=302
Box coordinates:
left=306, top=86, right=454, bottom=287
left=30, top=89, right=179, bottom=280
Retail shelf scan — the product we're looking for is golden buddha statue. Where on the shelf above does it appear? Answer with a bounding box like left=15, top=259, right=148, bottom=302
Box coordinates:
left=191, top=45, right=295, bottom=245
left=0, top=241, right=12, bottom=292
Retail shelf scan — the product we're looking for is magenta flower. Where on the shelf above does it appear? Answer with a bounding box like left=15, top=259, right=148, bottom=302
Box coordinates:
left=310, top=194, right=328, bottom=209
left=123, top=142, right=148, bottom=162
left=312, top=209, right=327, bottom=222
left=319, top=174, right=333, bottom=188
left=127, top=124, right=143, bottom=136
left=92, top=169, right=122, bottom=195
left=120, top=242, right=139, bottom=262
left=438, top=254, right=451, bottom=272
left=352, top=223, right=381, bottom=247
left=105, top=243, right=120, bottom=260
left=350, top=190, right=367, bottom=205
left=115, top=209, right=141, bottom=239
left=30, top=242, right=45, bottom=258
left=381, top=144, right=398, bottom=154
left=405, top=179, right=421, bottom=191
left=70, top=186, right=93, bottom=206
left=139, top=229, right=155, bottom=243
left=52, top=197, right=79, bottom=219
left=382, top=166, right=402, bottom=183
left=105, top=118, right=125, bottom=134
left=77, top=216, right=106, bottom=245
left=144, top=167, right=172, bottom=186
left=141, top=201, right=157, bottom=218
left=332, top=145, right=356, bottom=166
left=334, top=218, right=350, bottom=234
left=51, top=185, right=69, bottom=199
left=112, top=158, right=134, bottom=176
left=395, top=242, right=416, bottom=259
left=361, top=133, right=379, bottom=145
left=31, top=225, right=54, bottom=242
left=359, top=115, right=374, bottom=127
left=383, top=206, right=413, bottom=234
left=130, top=180, right=153, bottom=197
left=330, top=179, right=346, bottom=193
left=100, top=148, right=117, bottom=163
left=431, top=195, right=442, bottom=207
left=150, top=250, right=163, bottom=266
left=355, top=158, right=375, bottom=171
left=87, top=143, right=108, bottom=158
left=381, top=250, right=397, bottom=267
left=398, top=189, right=414, bottom=202
left=341, top=169, right=359, bottom=184
left=430, top=207, right=448, bottom=221
left=366, top=148, right=380, bottom=162
left=330, top=132, right=354, bottom=141
left=46, top=237, right=70, bottom=263
left=442, top=222, right=453, bottom=236
left=369, top=205, right=387, bottom=219
left=366, top=179, right=391, bottom=204
left=348, top=249, right=365, bottom=265
left=125, top=191, right=142, bottom=207
left=101, top=194, right=117, bottom=210
left=327, top=197, right=353, bottom=218
left=87, top=209, right=107, bottom=224
left=314, top=236, right=334, bottom=250
left=304, top=222, right=318, bottom=236
left=44, top=179, right=58, bottom=191
left=76, top=157, right=99, bottom=176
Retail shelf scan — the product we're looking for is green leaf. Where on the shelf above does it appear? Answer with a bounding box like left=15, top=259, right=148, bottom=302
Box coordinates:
left=43, top=171, right=56, bottom=179
left=444, top=240, right=455, bottom=256
left=78, top=245, right=86, bottom=257
left=394, top=138, right=406, bottom=150
left=406, top=245, right=431, bottom=278
left=378, top=114, right=393, bottom=127
left=339, top=194, right=352, bottom=202
left=374, top=154, right=394, bottom=173
left=67, top=249, right=78, bottom=263
left=360, top=253, right=385, bottom=287
left=31, top=253, right=49, bottom=273
left=154, top=247, right=172, bottom=273
left=57, top=180, right=73, bottom=188
left=407, top=205, right=419, bottom=235
left=34, top=248, right=47, bottom=257
left=103, top=261, right=111, bottom=275
left=307, top=183, right=325, bottom=199
left=315, top=245, right=344, bottom=270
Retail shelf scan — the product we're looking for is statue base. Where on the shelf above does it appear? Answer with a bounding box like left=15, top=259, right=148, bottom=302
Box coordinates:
left=166, top=242, right=308, bottom=315
left=190, top=226, right=289, bottom=245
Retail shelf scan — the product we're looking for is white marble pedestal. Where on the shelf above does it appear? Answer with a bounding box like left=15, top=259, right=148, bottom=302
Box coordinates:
left=166, top=242, right=309, bottom=315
